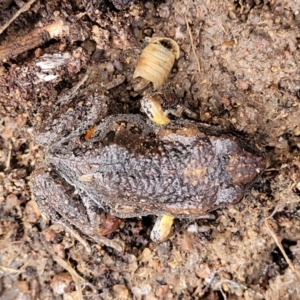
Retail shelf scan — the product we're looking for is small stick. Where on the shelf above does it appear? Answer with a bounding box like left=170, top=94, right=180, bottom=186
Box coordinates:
left=56, top=70, right=91, bottom=106
left=54, top=255, right=84, bottom=300
left=0, top=18, right=70, bottom=62
left=265, top=218, right=300, bottom=278
left=185, top=15, right=201, bottom=73
left=5, top=140, right=12, bottom=171
left=0, top=0, right=38, bottom=35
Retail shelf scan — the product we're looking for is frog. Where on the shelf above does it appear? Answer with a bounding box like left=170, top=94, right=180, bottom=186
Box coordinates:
left=31, top=72, right=265, bottom=252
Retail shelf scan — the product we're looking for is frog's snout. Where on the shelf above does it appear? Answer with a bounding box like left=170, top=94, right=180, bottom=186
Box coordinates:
left=228, top=153, right=266, bottom=186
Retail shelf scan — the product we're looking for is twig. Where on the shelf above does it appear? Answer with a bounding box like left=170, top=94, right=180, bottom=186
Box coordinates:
left=0, top=0, right=38, bottom=35
left=0, top=265, right=26, bottom=275
left=56, top=70, right=91, bottom=106
left=214, top=279, right=264, bottom=300
left=201, top=271, right=216, bottom=295
left=0, top=243, right=32, bottom=277
left=5, top=140, right=12, bottom=171
left=219, top=285, right=227, bottom=300
left=185, top=15, right=201, bottom=73
left=265, top=218, right=300, bottom=278
left=54, top=255, right=84, bottom=300
left=6, top=242, right=25, bottom=267
left=0, top=18, right=70, bottom=62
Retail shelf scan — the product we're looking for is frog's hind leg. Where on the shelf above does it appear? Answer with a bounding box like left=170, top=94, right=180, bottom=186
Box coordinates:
left=31, top=169, right=123, bottom=252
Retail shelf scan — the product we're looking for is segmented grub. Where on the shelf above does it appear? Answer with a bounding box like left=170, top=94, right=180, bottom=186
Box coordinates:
left=133, top=37, right=180, bottom=91
left=140, top=93, right=170, bottom=125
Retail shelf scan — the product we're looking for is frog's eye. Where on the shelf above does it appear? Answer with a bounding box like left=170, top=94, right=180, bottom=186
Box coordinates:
left=133, top=37, right=180, bottom=91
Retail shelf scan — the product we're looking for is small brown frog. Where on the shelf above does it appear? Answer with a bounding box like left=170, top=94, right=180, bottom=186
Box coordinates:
left=31, top=78, right=265, bottom=252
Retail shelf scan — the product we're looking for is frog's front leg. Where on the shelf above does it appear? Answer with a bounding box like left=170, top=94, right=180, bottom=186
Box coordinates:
left=31, top=169, right=123, bottom=252
left=33, top=85, right=109, bottom=150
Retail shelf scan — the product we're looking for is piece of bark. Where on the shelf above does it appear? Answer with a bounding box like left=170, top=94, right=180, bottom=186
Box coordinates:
left=0, top=18, right=86, bottom=62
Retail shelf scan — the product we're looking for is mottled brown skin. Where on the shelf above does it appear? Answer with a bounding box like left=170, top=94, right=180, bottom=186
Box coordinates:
left=32, top=100, right=265, bottom=246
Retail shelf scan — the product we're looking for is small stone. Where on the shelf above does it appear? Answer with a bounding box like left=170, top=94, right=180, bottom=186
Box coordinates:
left=51, top=272, right=74, bottom=295
left=187, top=223, right=200, bottom=233
left=132, top=284, right=152, bottom=296
left=24, top=200, right=41, bottom=223
left=113, top=284, right=129, bottom=299
left=15, top=281, right=30, bottom=293
left=139, top=247, right=152, bottom=262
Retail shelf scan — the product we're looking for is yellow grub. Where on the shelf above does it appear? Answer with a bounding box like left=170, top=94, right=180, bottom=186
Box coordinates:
left=150, top=215, right=175, bottom=242
left=133, top=37, right=180, bottom=91
left=140, top=94, right=170, bottom=125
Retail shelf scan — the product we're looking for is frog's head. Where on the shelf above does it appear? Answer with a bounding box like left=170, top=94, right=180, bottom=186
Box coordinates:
left=227, top=151, right=266, bottom=186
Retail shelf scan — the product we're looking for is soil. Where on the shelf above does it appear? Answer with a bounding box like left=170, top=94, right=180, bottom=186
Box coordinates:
left=1, top=0, right=300, bottom=299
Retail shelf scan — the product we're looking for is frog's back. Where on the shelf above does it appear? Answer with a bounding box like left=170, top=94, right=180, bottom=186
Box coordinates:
left=47, top=116, right=265, bottom=218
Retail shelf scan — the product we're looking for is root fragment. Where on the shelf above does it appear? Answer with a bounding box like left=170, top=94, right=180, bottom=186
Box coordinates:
left=265, top=217, right=300, bottom=279
left=0, top=18, right=75, bottom=62
left=0, top=0, right=37, bottom=35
